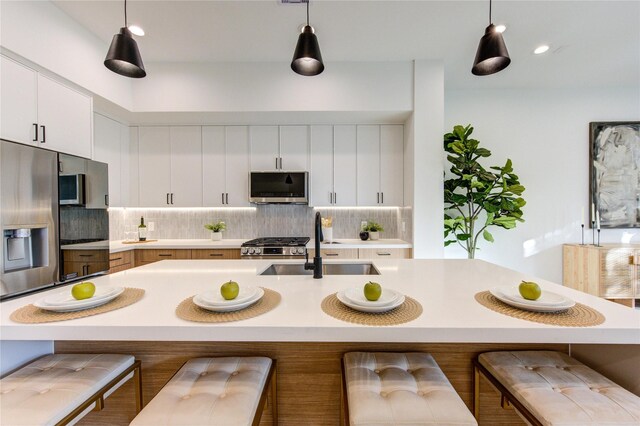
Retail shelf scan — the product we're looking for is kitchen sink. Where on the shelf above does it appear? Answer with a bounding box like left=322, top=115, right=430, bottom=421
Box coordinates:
left=259, top=262, right=380, bottom=276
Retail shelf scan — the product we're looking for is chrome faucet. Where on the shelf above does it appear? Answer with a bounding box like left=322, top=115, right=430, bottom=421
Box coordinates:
left=304, top=212, right=323, bottom=279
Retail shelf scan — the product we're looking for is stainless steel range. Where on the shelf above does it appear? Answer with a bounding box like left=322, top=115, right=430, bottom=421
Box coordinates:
left=240, top=237, right=310, bottom=259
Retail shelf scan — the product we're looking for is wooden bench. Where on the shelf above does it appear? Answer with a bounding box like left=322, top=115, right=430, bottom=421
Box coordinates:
left=0, top=353, right=142, bottom=425
left=474, top=350, right=640, bottom=425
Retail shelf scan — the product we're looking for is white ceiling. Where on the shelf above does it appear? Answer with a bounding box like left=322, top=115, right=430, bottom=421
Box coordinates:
left=52, top=0, right=640, bottom=89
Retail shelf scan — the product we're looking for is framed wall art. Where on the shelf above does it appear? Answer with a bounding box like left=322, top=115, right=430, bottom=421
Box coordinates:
left=590, top=121, right=640, bottom=228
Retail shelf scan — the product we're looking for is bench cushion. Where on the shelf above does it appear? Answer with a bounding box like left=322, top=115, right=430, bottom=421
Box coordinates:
left=479, top=351, right=640, bottom=426
left=0, top=353, right=134, bottom=426
left=344, top=352, right=477, bottom=426
left=130, top=357, right=272, bottom=426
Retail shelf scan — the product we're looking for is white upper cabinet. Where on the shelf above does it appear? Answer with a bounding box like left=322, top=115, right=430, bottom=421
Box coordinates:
left=93, top=113, right=122, bottom=207
left=138, top=126, right=172, bottom=207
left=1, top=55, right=38, bottom=144
left=1, top=55, right=92, bottom=158
left=203, top=126, right=250, bottom=207
left=380, top=125, right=404, bottom=206
left=250, top=126, right=279, bottom=170
left=356, top=125, right=381, bottom=206
left=356, top=124, right=404, bottom=206
left=224, top=126, right=250, bottom=207
left=250, top=125, right=309, bottom=171
left=279, top=126, right=309, bottom=171
left=37, top=74, right=92, bottom=159
left=310, top=125, right=357, bottom=207
left=333, top=125, right=357, bottom=206
left=169, top=126, right=203, bottom=207
left=202, top=126, right=227, bottom=207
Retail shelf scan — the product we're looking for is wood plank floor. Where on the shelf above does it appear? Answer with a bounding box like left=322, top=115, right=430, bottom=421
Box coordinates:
left=56, top=341, right=567, bottom=425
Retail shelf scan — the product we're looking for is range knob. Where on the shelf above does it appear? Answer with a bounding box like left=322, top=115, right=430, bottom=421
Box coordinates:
left=254, top=248, right=262, bottom=255
left=248, top=248, right=255, bottom=255
left=241, top=247, right=249, bottom=255
left=295, top=247, right=304, bottom=255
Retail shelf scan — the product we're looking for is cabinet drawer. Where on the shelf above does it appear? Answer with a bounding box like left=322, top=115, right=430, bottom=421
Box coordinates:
left=64, top=249, right=109, bottom=262
left=358, top=248, right=411, bottom=259
left=109, top=263, right=132, bottom=274
left=318, top=248, right=359, bottom=259
left=191, top=249, right=241, bottom=260
left=109, top=250, right=133, bottom=267
left=136, top=249, right=192, bottom=263
left=63, top=261, right=109, bottom=277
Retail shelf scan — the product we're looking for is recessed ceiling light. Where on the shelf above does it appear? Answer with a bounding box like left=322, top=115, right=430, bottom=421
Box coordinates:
left=495, top=24, right=506, bottom=33
left=534, top=45, right=550, bottom=54
left=128, top=24, right=145, bottom=36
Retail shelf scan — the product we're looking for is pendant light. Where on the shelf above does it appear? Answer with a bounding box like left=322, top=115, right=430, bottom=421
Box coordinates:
left=291, top=0, right=324, bottom=76
left=471, top=0, right=511, bottom=76
left=104, top=0, right=146, bottom=78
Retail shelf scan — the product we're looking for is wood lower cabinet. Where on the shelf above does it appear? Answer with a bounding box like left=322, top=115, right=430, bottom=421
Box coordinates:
left=563, top=243, right=639, bottom=308
left=358, top=248, right=412, bottom=259
left=135, top=249, right=192, bottom=266
left=109, top=251, right=133, bottom=273
left=308, top=248, right=359, bottom=259
left=61, top=249, right=109, bottom=279
left=191, top=249, right=241, bottom=260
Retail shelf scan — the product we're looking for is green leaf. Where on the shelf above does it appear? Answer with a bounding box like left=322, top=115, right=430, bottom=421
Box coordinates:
left=444, top=240, right=457, bottom=247
left=457, top=233, right=471, bottom=241
left=507, top=184, right=525, bottom=195
left=503, top=158, right=513, bottom=173
left=475, top=147, right=492, bottom=157
left=483, top=230, right=494, bottom=242
left=485, top=212, right=495, bottom=225
left=492, top=216, right=517, bottom=229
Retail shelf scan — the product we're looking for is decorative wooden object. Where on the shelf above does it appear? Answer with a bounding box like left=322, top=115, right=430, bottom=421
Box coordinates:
left=563, top=244, right=639, bottom=308
left=56, top=341, right=566, bottom=426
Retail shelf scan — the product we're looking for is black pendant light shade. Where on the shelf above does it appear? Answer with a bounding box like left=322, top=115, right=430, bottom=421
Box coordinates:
left=291, top=26, right=324, bottom=76
left=104, top=0, right=146, bottom=78
left=291, top=0, right=324, bottom=76
left=472, top=24, right=510, bottom=76
left=104, top=27, right=146, bottom=78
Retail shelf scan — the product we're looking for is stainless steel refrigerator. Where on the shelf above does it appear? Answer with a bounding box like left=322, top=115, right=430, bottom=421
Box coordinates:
left=0, top=140, right=110, bottom=300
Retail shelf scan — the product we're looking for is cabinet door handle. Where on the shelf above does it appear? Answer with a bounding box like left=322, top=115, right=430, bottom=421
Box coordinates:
left=158, top=254, right=172, bottom=257
left=111, top=257, right=122, bottom=261
left=167, top=193, right=170, bottom=205
left=225, top=193, right=229, bottom=204
left=325, top=253, right=339, bottom=256
left=334, top=192, right=337, bottom=205
left=40, top=125, right=46, bottom=143
left=377, top=252, right=391, bottom=256
left=275, top=157, right=278, bottom=169
left=171, top=193, right=174, bottom=204
left=105, top=194, right=109, bottom=206
left=209, top=253, right=223, bottom=257
left=222, top=193, right=225, bottom=204
left=381, top=192, right=384, bottom=204
left=33, top=123, right=38, bottom=141
left=377, top=192, right=380, bottom=204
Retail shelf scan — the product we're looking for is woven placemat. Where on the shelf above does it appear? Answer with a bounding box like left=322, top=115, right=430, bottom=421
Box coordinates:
left=176, top=287, right=281, bottom=323
left=321, top=293, right=423, bottom=326
left=475, top=291, right=605, bottom=327
left=10, top=288, right=145, bottom=324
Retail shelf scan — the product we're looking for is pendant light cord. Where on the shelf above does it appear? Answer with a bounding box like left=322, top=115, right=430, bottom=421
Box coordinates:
left=124, top=0, right=128, bottom=28
left=489, top=0, right=492, bottom=25
left=306, top=0, right=310, bottom=26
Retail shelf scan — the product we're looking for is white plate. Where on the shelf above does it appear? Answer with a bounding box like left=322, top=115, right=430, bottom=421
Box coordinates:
left=193, top=288, right=264, bottom=312
left=498, top=285, right=570, bottom=307
left=343, top=287, right=401, bottom=307
left=490, top=287, right=575, bottom=312
left=42, top=286, right=121, bottom=306
left=336, top=291, right=405, bottom=313
left=198, top=286, right=258, bottom=306
left=34, top=287, right=125, bottom=312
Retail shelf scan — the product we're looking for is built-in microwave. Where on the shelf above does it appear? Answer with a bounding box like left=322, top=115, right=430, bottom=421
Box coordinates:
left=249, top=171, right=309, bottom=204
left=59, top=174, right=85, bottom=205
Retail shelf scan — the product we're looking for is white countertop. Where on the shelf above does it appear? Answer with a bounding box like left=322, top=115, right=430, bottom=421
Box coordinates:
left=107, top=238, right=412, bottom=253
left=1, top=259, right=638, bottom=344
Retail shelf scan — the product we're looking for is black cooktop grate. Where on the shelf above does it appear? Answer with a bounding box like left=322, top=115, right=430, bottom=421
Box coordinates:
left=242, top=237, right=310, bottom=247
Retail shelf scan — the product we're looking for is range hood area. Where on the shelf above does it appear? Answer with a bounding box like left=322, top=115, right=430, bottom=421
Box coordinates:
left=249, top=171, right=309, bottom=205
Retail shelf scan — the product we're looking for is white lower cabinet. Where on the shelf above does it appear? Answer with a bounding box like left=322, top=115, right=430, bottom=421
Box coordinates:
left=0, top=55, right=92, bottom=158
left=202, top=126, right=250, bottom=207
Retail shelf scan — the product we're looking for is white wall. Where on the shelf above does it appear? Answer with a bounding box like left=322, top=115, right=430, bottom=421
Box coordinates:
left=132, top=61, right=413, bottom=113
left=0, top=0, right=133, bottom=109
left=0, top=341, right=53, bottom=376
left=445, top=86, right=640, bottom=282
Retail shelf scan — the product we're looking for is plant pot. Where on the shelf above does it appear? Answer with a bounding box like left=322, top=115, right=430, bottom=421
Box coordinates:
left=369, top=231, right=379, bottom=240
left=211, top=231, right=222, bottom=241
left=359, top=231, right=369, bottom=241
left=323, top=227, right=333, bottom=243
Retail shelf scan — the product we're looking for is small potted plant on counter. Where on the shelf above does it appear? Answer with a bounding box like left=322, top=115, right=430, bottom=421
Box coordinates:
left=204, top=221, right=227, bottom=241
left=362, top=221, right=384, bottom=240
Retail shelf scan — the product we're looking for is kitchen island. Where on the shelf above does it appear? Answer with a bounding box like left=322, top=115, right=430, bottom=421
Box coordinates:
left=2, top=259, right=638, bottom=425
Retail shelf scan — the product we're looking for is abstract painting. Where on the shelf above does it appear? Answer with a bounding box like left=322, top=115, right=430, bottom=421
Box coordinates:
left=590, top=121, right=640, bottom=228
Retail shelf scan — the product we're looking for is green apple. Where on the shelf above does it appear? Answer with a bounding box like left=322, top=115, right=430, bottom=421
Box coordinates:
left=220, top=280, right=239, bottom=300
left=519, top=280, right=541, bottom=301
left=71, top=282, right=96, bottom=300
left=364, top=281, right=382, bottom=301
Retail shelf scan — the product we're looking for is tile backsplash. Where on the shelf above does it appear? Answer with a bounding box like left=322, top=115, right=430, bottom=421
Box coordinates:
left=109, top=206, right=411, bottom=241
